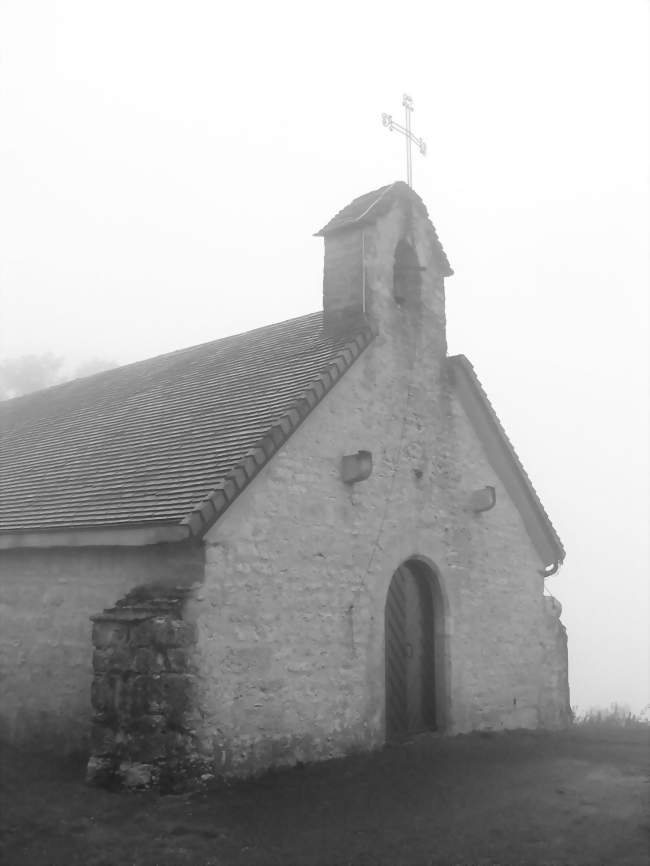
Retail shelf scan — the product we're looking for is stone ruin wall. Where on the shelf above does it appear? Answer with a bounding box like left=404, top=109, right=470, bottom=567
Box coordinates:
left=539, top=594, right=571, bottom=728
left=86, top=584, right=207, bottom=792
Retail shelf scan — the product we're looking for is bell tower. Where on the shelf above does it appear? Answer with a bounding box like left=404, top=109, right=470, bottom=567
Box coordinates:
left=314, top=182, right=453, bottom=351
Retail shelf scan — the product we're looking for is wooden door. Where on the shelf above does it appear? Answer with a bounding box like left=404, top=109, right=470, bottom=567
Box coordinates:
left=385, top=562, right=436, bottom=741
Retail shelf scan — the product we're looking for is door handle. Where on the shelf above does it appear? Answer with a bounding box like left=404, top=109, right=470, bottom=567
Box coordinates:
left=404, top=642, right=413, bottom=659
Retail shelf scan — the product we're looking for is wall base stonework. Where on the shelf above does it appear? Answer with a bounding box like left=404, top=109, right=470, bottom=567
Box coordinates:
left=86, top=584, right=208, bottom=792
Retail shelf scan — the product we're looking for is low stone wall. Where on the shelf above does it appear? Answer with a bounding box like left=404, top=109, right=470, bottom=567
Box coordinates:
left=86, top=584, right=205, bottom=792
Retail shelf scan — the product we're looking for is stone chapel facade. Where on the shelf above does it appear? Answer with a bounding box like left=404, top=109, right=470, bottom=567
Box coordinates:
left=0, top=183, right=569, bottom=789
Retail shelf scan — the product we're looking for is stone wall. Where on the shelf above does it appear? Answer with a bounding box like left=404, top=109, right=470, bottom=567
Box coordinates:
left=87, top=584, right=204, bottom=791
left=0, top=543, right=203, bottom=752
left=539, top=595, right=571, bottom=728
left=322, top=228, right=363, bottom=317
left=192, top=197, right=569, bottom=777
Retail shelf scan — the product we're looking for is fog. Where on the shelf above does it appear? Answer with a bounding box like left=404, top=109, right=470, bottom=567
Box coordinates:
left=1, top=0, right=647, bottom=713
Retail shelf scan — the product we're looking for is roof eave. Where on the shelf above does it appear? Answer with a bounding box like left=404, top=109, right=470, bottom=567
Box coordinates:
left=0, top=523, right=190, bottom=550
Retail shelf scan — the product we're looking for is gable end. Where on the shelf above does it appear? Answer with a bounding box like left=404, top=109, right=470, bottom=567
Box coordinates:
left=448, top=354, right=565, bottom=569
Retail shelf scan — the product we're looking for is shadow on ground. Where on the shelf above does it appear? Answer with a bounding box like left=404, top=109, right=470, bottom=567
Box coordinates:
left=1, top=729, right=648, bottom=865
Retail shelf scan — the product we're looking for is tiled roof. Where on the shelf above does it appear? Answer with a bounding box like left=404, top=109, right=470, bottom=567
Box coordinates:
left=0, top=312, right=375, bottom=537
left=448, top=355, right=565, bottom=565
left=315, top=181, right=454, bottom=277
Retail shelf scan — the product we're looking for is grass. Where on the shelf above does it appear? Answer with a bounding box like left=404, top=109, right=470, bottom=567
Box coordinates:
left=1, top=728, right=648, bottom=866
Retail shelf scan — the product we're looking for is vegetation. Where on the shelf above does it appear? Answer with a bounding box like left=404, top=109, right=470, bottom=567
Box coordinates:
left=0, top=354, right=115, bottom=400
left=572, top=702, right=649, bottom=729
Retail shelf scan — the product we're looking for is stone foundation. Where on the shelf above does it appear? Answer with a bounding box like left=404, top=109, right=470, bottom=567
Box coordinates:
left=86, top=584, right=206, bottom=792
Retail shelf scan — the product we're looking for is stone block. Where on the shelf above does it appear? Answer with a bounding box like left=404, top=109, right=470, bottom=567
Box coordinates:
left=90, top=675, right=118, bottom=715
left=132, top=647, right=167, bottom=674
left=86, top=755, right=116, bottom=787
left=118, top=760, right=157, bottom=789
left=167, top=620, right=197, bottom=648
left=92, top=649, right=112, bottom=674
left=127, top=618, right=158, bottom=648
left=126, top=728, right=190, bottom=764
left=90, top=722, right=116, bottom=756
left=121, top=729, right=169, bottom=762
left=167, top=647, right=191, bottom=672
left=92, top=620, right=128, bottom=649
left=162, top=673, right=195, bottom=726
left=129, top=617, right=196, bottom=649
left=116, top=674, right=164, bottom=719
left=92, top=646, right=132, bottom=674
left=126, top=712, right=166, bottom=733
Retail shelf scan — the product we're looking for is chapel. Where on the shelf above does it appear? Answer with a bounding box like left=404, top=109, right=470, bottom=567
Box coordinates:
left=0, top=182, right=570, bottom=789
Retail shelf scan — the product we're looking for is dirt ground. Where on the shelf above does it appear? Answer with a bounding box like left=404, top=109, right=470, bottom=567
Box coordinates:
left=1, top=728, right=648, bottom=866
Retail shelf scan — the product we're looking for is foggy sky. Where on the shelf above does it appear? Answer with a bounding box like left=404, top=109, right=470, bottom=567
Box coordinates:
left=0, top=0, right=648, bottom=713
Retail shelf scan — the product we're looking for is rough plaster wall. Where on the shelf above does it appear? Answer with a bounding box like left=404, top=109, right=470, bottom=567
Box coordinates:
left=322, top=228, right=363, bottom=314
left=195, top=200, right=568, bottom=775
left=0, top=543, right=203, bottom=751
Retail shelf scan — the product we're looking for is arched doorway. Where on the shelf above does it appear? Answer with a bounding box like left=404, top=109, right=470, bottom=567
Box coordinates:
left=384, top=559, right=440, bottom=741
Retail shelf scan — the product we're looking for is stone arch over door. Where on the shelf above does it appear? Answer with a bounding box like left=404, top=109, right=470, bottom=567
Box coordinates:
left=384, top=558, right=446, bottom=741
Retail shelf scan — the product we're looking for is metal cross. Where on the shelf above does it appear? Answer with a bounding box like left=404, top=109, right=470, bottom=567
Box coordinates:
left=381, top=94, right=427, bottom=188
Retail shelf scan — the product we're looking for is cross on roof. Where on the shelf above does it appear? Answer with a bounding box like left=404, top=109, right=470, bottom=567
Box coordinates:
left=381, top=94, right=427, bottom=188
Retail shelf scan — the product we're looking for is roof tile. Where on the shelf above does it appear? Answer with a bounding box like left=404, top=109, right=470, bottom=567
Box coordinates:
left=0, top=312, right=374, bottom=535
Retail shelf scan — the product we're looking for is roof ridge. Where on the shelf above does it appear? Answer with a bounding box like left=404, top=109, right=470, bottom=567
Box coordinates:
left=180, top=324, right=377, bottom=538
left=351, top=182, right=398, bottom=224
left=314, top=181, right=402, bottom=236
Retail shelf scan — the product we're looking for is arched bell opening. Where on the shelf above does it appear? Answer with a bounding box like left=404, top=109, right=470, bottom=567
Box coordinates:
left=384, top=558, right=446, bottom=742
left=393, top=239, right=424, bottom=305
